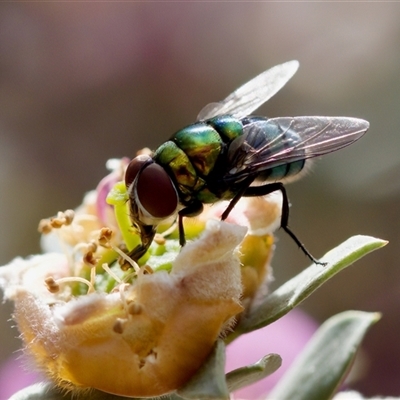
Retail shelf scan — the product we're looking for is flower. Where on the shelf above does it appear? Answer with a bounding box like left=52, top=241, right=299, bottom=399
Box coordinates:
left=225, top=309, right=318, bottom=399
left=0, top=158, right=282, bottom=397
left=0, top=355, right=42, bottom=399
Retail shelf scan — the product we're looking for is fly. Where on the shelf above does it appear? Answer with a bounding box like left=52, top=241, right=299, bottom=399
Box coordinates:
left=124, top=61, right=369, bottom=265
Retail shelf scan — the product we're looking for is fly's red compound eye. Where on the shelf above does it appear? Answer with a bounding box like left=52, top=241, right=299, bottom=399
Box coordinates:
left=125, top=155, right=152, bottom=188
left=136, top=163, right=178, bottom=218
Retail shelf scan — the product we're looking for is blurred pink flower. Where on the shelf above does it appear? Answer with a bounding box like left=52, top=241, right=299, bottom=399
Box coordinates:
left=226, top=309, right=318, bottom=400
left=0, top=355, right=42, bottom=399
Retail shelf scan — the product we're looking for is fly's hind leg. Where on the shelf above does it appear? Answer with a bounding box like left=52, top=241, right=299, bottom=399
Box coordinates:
left=241, top=182, right=326, bottom=266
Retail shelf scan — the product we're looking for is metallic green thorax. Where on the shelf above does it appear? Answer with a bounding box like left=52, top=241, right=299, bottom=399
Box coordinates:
left=153, top=116, right=243, bottom=204
left=153, top=115, right=308, bottom=207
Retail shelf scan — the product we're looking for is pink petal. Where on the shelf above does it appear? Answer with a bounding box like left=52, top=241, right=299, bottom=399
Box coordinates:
left=226, top=309, right=318, bottom=399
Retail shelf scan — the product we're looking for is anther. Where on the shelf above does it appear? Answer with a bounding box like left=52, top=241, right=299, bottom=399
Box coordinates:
left=154, top=234, right=166, bottom=245
left=44, top=277, right=60, bottom=293
left=113, top=318, right=127, bottom=334
left=128, top=303, right=142, bottom=315
left=63, top=209, right=75, bottom=225
left=141, top=265, right=154, bottom=275
left=83, top=251, right=97, bottom=266
left=98, top=227, right=113, bottom=247
left=38, top=219, right=52, bottom=234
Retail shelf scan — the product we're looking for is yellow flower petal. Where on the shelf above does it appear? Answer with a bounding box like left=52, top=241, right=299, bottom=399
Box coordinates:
left=5, top=221, right=245, bottom=397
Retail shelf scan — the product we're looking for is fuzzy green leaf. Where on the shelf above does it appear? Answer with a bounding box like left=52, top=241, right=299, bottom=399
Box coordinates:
left=235, top=235, right=387, bottom=336
left=226, top=353, right=282, bottom=392
left=268, top=311, right=380, bottom=400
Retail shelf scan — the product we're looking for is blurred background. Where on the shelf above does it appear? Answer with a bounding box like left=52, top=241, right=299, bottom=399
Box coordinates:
left=0, top=2, right=399, bottom=397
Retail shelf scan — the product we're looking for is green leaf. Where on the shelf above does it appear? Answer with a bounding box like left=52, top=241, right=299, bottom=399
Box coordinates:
left=234, top=235, right=387, bottom=336
left=268, top=310, right=380, bottom=400
left=226, top=353, right=282, bottom=392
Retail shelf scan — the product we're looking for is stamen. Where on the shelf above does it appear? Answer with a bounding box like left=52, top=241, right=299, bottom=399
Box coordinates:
left=63, top=209, right=75, bottom=225
left=50, top=276, right=95, bottom=294
left=83, top=251, right=97, bottom=266
left=98, top=227, right=140, bottom=273
left=52, top=211, right=75, bottom=228
left=118, top=283, right=131, bottom=316
left=122, top=271, right=136, bottom=283
left=128, top=303, right=142, bottom=315
left=160, top=221, right=177, bottom=238
left=38, top=210, right=75, bottom=233
left=38, top=219, right=52, bottom=234
left=154, top=234, right=166, bottom=245
left=72, top=242, right=92, bottom=257
left=89, top=266, right=96, bottom=293
left=98, top=227, right=113, bottom=247
left=50, top=217, right=64, bottom=229
left=87, top=241, right=98, bottom=253
left=113, top=318, right=127, bottom=334
left=101, top=263, right=122, bottom=284
left=141, top=265, right=154, bottom=275
left=44, top=277, right=60, bottom=293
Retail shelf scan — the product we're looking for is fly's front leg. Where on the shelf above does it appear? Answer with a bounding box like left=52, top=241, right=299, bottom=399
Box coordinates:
left=244, top=182, right=326, bottom=266
left=125, top=224, right=156, bottom=267
left=178, top=201, right=204, bottom=247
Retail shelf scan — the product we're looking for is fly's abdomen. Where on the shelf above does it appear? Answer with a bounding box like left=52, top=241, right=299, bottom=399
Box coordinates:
left=233, top=116, right=307, bottom=182
left=207, top=115, right=243, bottom=142
left=257, top=158, right=305, bottom=181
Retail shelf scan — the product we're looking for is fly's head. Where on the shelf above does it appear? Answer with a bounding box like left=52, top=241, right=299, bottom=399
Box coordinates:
left=125, top=154, right=179, bottom=244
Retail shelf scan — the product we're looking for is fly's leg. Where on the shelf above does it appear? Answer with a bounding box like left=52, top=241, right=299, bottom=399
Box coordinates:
left=126, top=224, right=156, bottom=265
left=178, top=201, right=204, bottom=247
left=220, top=177, right=256, bottom=220
left=233, top=182, right=326, bottom=266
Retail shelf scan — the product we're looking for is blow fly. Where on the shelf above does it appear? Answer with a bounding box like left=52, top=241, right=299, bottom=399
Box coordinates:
left=124, top=61, right=369, bottom=265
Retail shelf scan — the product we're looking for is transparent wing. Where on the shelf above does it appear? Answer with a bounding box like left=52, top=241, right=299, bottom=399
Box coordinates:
left=197, top=60, right=299, bottom=121
left=225, top=116, right=369, bottom=181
